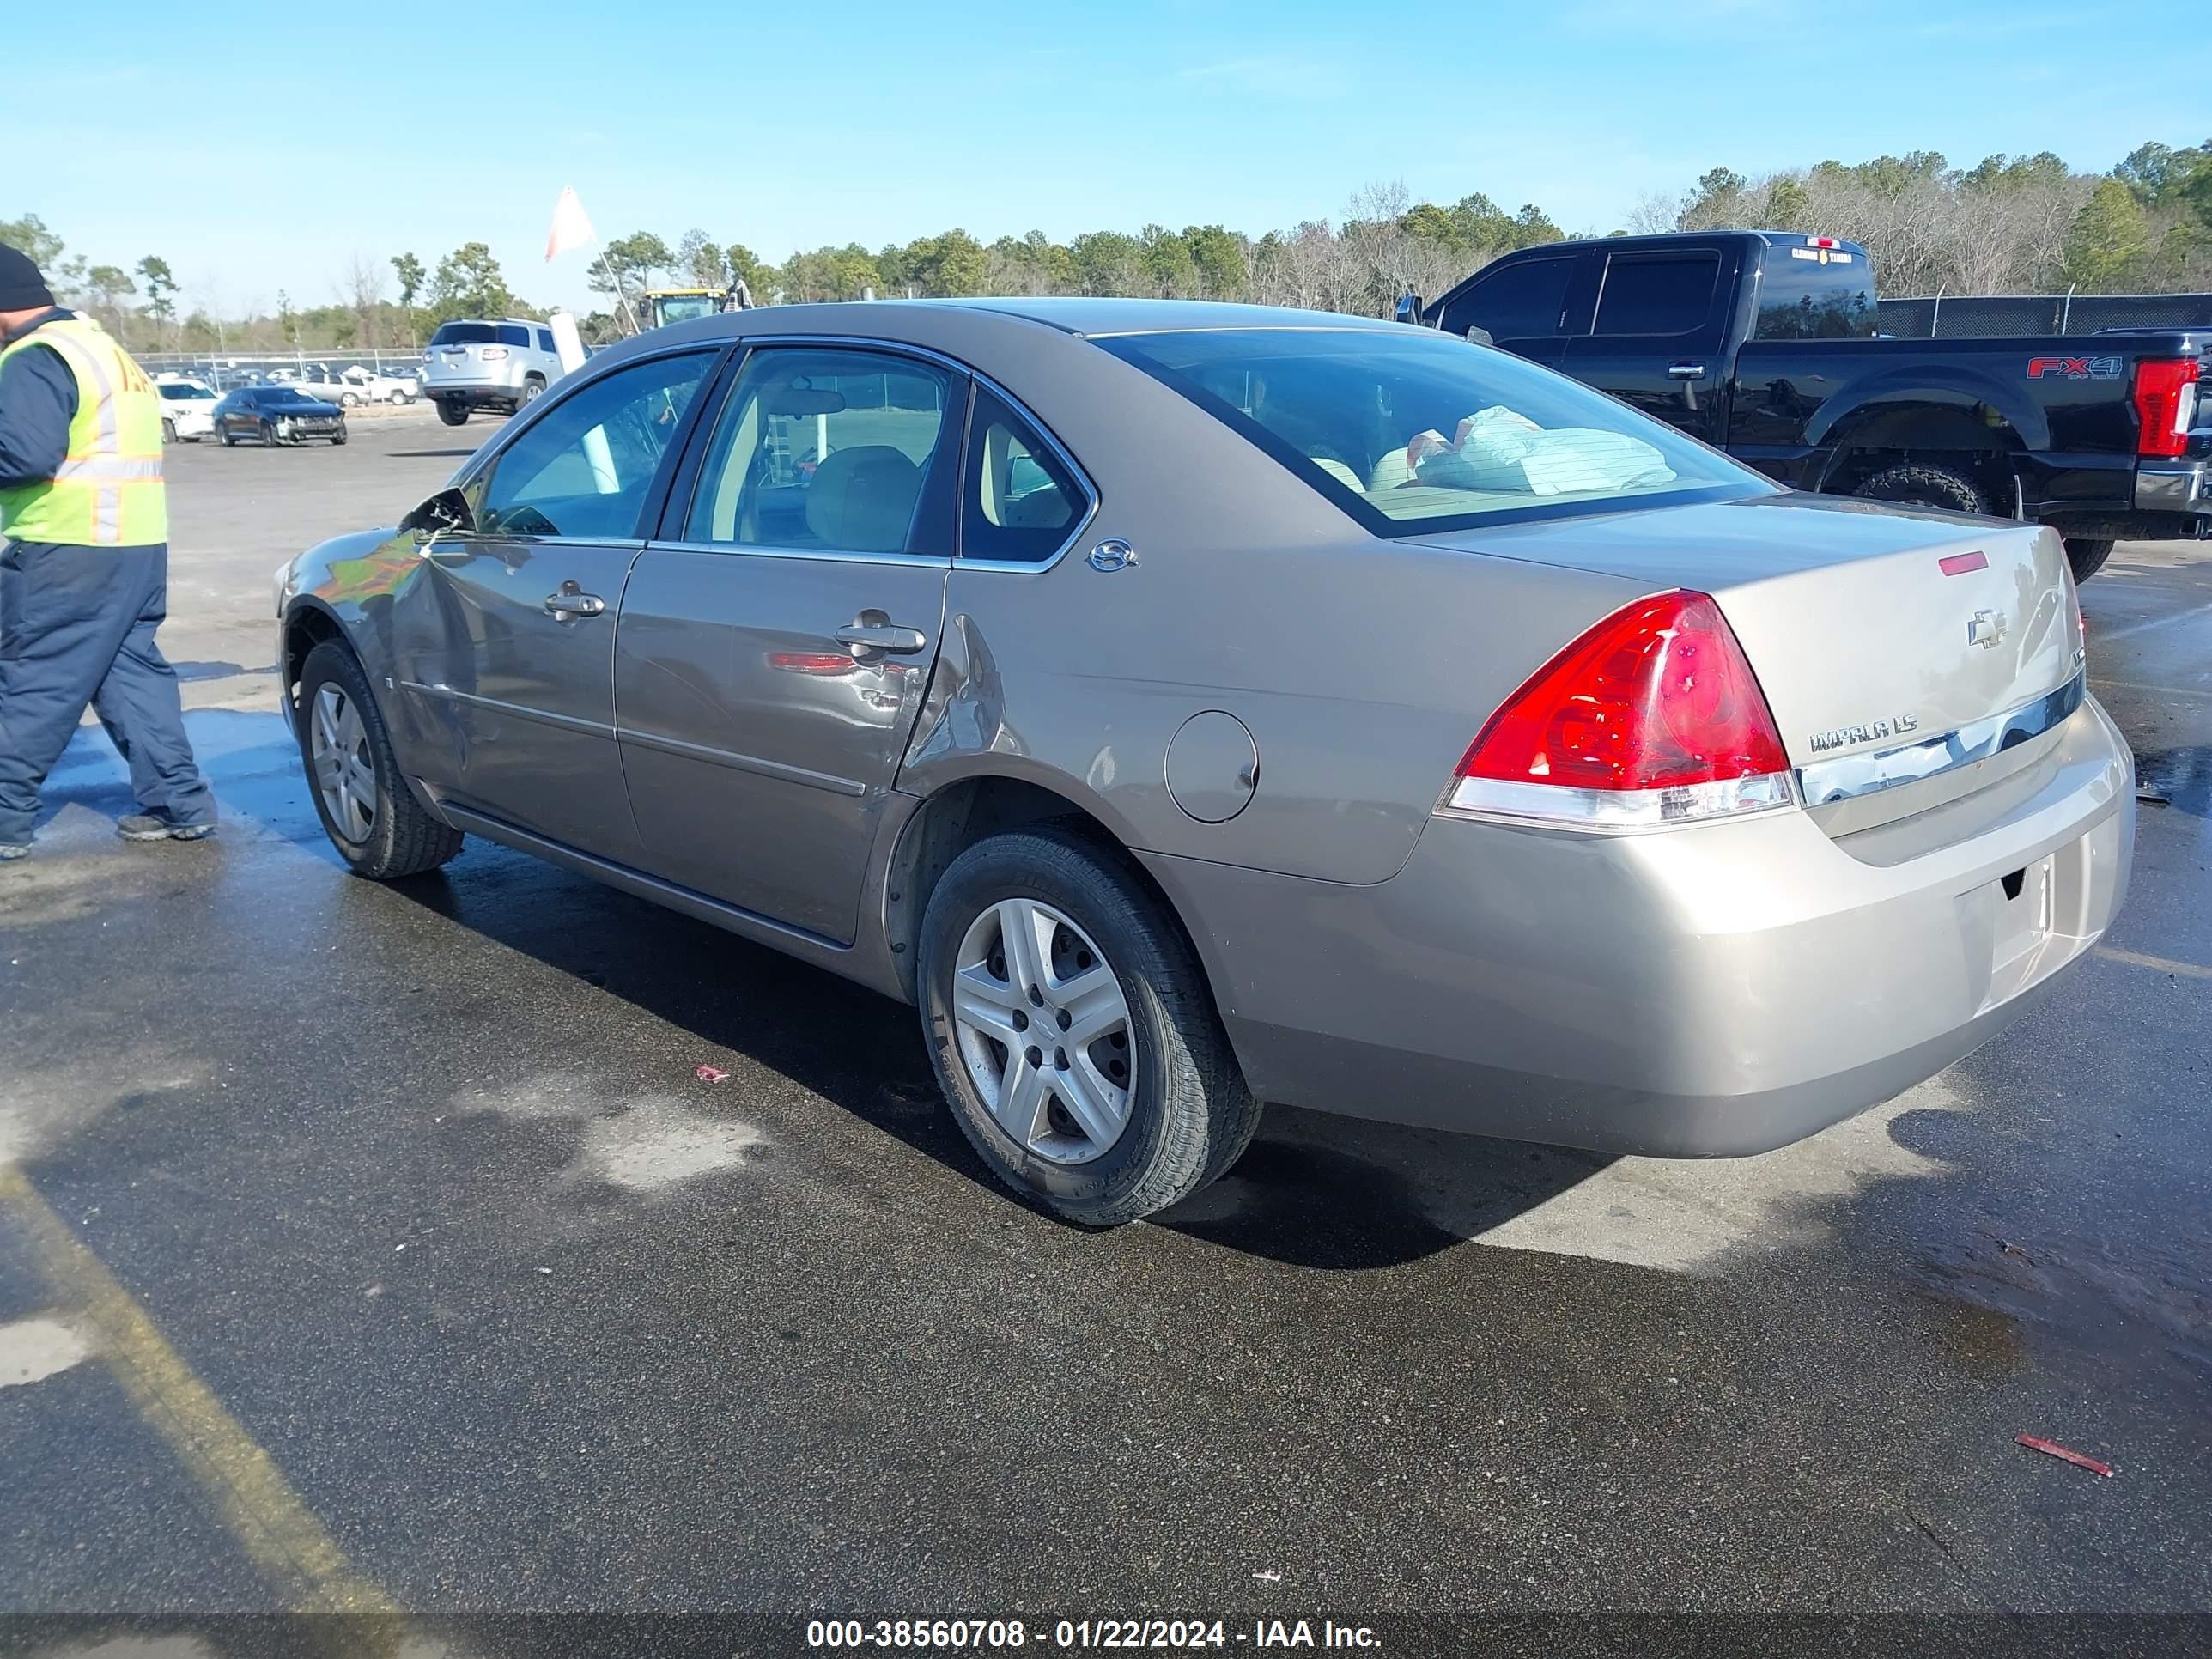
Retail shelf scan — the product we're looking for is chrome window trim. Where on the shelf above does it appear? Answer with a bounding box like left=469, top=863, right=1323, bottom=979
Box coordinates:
left=697, top=333, right=1100, bottom=574
left=1795, top=670, right=2087, bottom=806
left=644, top=538, right=949, bottom=570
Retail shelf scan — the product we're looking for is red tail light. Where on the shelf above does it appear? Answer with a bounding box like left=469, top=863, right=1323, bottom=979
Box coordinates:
left=1443, top=590, right=1794, bottom=829
left=2132, top=358, right=2198, bottom=459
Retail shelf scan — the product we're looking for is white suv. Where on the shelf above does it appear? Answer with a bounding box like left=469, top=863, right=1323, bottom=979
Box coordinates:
left=422, top=319, right=565, bottom=426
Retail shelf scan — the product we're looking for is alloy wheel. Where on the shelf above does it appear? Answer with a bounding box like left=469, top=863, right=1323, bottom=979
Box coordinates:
left=309, top=683, right=377, bottom=843
left=951, top=897, right=1134, bottom=1165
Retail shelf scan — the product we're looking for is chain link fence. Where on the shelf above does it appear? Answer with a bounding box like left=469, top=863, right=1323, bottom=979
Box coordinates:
left=131, top=346, right=428, bottom=388
left=1877, top=291, right=2212, bottom=338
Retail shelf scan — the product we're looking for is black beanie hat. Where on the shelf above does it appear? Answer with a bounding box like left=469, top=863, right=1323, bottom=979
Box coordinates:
left=0, top=244, right=56, bottom=312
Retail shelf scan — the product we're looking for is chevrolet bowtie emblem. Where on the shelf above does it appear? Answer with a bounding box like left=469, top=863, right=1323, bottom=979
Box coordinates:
left=1966, top=609, right=2006, bottom=650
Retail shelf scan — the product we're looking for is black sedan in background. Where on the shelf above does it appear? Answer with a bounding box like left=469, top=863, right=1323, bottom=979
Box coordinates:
left=213, top=386, right=349, bottom=447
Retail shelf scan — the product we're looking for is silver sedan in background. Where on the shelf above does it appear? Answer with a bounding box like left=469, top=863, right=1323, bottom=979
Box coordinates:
left=276, top=299, right=2132, bottom=1225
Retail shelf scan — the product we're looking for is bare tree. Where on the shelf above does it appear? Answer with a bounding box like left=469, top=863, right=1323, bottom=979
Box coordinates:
left=343, top=252, right=387, bottom=352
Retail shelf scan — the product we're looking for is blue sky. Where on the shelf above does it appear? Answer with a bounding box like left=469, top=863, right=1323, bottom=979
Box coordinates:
left=6, top=0, right=2191, bottom=317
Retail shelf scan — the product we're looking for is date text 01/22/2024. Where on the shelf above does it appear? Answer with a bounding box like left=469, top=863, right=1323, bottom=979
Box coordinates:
left=805, top=1619, right=1384, bottom=1649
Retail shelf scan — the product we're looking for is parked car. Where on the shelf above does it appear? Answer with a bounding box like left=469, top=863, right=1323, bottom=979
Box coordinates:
left=214, top=386, right=348, bottom=447
left=154, top=378, right=218, bottom=442
left=298, top=364, right=422, bottom=407
left=1412, top=230, right=2210, bottom=580
left=276, top=300, right=2132, bottom=1225
left=422, top=318, right=564, bottom=426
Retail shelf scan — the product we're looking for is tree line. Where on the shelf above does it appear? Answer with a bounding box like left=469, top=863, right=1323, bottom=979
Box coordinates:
left=9, top=137, right=2209, bottom=356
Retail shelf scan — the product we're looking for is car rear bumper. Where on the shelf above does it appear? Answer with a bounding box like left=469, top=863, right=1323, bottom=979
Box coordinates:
left=1140, top=696, right=2134, bottom=1158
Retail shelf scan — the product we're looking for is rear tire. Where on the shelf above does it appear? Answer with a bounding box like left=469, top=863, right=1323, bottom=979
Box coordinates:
left=435, top=399, right=469, bottom=427
left=521, top=374, right=545, bottom=404
left=295, top=641, right=463, bottom=880
left=2063, top=538, right=2115, bottom=582
left=161, top=417, right=176, bottom=443
left=1851, top=462, right=1990, bottom=515
left=917, top=827, right=1261, bottom=1226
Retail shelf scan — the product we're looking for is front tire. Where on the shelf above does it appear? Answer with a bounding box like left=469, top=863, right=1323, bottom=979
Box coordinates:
left=295, top=641, right=463, bottom=879
left=918, top=828, right=1260, bottom=1226
left=435, top=399, right=469, bottom=427
left=1851, top=461, right=1990, bottom=515
left=2063, top=538, right=2114, bottom=582
left=162, top=417, right=176, bottom=444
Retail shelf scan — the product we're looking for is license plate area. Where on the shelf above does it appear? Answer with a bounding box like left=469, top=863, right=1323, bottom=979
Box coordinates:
left=1991, top=854, right=2054, bottom=974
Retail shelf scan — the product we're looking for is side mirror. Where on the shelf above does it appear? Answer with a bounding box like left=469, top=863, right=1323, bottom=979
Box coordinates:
left=401, top=487, right=473, bottom=539
left=1394, top=292, right=1425, bottom=325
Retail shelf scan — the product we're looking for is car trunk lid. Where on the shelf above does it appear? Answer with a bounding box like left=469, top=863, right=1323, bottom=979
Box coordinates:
left=1414, top=492, right=2084, bottom=836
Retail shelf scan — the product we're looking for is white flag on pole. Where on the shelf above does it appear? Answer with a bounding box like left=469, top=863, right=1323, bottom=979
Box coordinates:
left=545, top=187, right=597, bottom=262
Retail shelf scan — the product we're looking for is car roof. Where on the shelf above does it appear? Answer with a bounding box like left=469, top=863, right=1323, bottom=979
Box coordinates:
left=924, top=297, right=1400, bottom=336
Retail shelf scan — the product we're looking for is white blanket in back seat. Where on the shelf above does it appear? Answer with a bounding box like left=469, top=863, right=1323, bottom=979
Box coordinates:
left=1408, top=407, right=1676, bottom=497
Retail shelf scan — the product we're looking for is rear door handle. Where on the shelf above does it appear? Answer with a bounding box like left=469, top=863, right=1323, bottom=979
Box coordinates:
left=1667, top=361, right=1709, bottom=380
left=544, top=581, right=606, bottom=619
left=835, top=623, right=929, bottom=655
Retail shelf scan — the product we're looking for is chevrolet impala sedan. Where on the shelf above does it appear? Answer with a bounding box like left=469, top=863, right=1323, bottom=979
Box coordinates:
left=276, top=299, right=2133, bottom=1225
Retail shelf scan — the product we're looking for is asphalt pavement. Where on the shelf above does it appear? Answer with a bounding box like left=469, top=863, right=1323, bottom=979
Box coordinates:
left=1, top=416, right=2207, bottom=1649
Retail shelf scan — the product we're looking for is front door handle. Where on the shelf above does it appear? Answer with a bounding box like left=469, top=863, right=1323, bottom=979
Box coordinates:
left=1667, top=361, right=1709, bottom=380
left=835, top=623, right=929, bottom=656
left=544, top=581, right=606, bottom=619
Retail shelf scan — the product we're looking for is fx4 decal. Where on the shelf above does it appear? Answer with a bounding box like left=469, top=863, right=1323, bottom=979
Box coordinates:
left=2026, top=356, right=2124, bottom=380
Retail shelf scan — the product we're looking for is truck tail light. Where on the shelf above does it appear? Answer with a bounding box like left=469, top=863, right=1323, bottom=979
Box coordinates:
left=2132, top=358, right=2198, bottom=459
left=1441, top=591, right=1795, bottom=830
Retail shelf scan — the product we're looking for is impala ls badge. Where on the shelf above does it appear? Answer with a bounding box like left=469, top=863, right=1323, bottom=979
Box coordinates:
left=1966, top=609, right=2007, bottom=650
left=1808, top=712, right=1920, bottom=754
left=1087, top=538, right=1139, bottom=572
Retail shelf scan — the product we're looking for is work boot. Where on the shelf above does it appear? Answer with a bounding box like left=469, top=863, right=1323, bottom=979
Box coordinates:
left=117, top=816, right=216, bottom=843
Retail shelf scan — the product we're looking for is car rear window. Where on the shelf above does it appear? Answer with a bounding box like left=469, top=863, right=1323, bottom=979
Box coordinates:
left=1096, top=327, right=1767, bottom=535
left=429, top=323, right=497, bottom=346
left=497, top=324, right=531, bottom=348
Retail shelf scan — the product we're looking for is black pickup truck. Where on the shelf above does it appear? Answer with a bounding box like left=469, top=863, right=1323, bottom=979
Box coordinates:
left=1413, top=230, right=2210, bottom=580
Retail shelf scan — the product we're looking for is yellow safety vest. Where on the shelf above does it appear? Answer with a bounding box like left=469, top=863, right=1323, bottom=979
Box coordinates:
left=0, top=313, right=169, bottom=547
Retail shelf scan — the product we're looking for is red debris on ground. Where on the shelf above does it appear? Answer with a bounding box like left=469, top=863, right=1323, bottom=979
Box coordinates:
left=695, top=1065, right=732, bottom=1085
left=2015, top=1435, right=2113, bottom=1477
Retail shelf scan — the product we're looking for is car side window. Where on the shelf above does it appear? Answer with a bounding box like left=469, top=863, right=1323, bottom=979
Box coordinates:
left=536, top=330, right=556, bottom=354
left=682, top=346, right=956, bottom=556
left=496, top=323, right=532, bottom=349
left=475, top=351, right=715, bottom=540
left=1593, top=253, right=1721, bottom=337
left=1444, top=257, right=1576, bottom=341
left=959, top=386, right=1086, bottom=562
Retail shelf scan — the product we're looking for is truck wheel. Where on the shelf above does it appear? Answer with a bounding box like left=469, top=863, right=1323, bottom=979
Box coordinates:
left=2063, top=538, right=2114, bottom=582
left=1852, top=462, right=1990, bottom=515
left=435, top=399, right=469, bottom=427
left=521, top=374, right=546, bottom=404
left=339, top=392, right=362, bottom=408
left=917, top=826, right=1261, bottom=1227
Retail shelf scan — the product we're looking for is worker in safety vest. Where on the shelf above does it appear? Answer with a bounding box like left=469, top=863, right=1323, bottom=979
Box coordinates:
left=0, top=244, right=214, bottom=860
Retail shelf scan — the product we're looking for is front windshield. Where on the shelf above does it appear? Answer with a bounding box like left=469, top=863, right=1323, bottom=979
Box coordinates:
left=161, top=385, right=215, bottom=400
left=1097, top=326, right=1771, bottom=534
